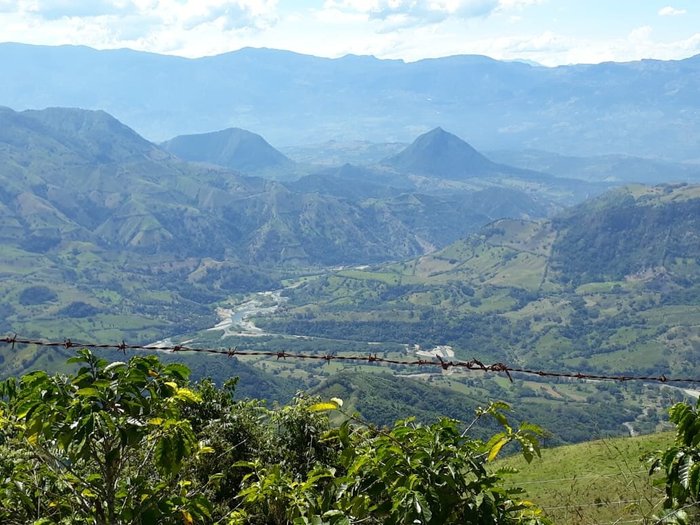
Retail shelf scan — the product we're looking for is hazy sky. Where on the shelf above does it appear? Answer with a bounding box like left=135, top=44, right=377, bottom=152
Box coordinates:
left=0, top=0, right=698, bottom=66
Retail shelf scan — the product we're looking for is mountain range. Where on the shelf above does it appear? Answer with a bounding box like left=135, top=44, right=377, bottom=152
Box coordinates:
left=1, top=107, right=581, bottom=267
left=1, top=43, right=699, bottom=160
left=487, top=149, right=700, bottom=185
left=0, top=106, right=597, bottom=353
left=1, top=103, right=699, bottom=443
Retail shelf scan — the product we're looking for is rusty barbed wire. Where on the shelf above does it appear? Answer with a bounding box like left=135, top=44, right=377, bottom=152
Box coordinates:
left=2, top=334, right=700, bottom=384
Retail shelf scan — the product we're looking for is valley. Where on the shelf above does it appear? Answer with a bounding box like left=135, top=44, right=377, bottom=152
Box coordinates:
left=0, top=104, right=699, bottom=447
left=147, top=183, right=699, bottom=445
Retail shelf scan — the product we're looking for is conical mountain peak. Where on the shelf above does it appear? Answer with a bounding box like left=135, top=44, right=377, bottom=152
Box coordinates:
left=382, top=127, right=497, bottom=179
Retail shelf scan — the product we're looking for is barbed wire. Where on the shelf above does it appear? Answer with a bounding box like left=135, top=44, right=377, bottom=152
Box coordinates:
left=3, top=334, right=700, bottom=385
left=542, top=498, right=644, bottom=510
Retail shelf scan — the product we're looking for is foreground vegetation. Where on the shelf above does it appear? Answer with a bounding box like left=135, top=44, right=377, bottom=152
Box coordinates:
left=1, top=350, right=699, bottom=524
left=0, top=350, right=547, bottom=524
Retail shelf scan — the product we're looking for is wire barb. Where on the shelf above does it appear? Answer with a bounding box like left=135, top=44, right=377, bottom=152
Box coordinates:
left=5, top=334, right=18, bottom=349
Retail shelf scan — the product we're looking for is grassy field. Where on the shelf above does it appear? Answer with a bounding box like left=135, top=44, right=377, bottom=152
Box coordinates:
left=499, top=432, right=674, bottom=525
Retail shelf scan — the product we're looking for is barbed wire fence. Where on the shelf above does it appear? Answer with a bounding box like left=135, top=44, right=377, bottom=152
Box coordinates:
left=2, top=334, right=700, bottom=385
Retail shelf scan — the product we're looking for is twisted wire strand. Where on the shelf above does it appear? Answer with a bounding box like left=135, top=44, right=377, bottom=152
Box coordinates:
left=2, top=335, right=699, bottom=384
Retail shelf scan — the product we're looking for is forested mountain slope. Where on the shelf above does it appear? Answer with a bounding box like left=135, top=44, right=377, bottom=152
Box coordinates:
left=260, top=183, right=700, bottom=379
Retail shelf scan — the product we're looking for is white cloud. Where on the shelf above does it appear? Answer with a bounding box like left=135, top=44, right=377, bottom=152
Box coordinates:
left=323, top=0, right=499, bottom=27
left=0, top=0, right=278, bottom=30
left=0, top=0, right=281, bottom=57
left=658, top=6, right=686, bottom=16
left=497, top=0, right=543, bottom=9
left=163, top=0, right=279, bottom=31
left=31, top=0, right=133, bottom=20
left=317, top=0, right=545, bottom=33
left=628, top=25, right=653, bottom=45
left=512, top=30, right=569, bottom=53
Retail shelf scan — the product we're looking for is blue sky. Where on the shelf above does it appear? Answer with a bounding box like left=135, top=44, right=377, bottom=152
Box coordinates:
left=0, top=0, right=698, bottom=65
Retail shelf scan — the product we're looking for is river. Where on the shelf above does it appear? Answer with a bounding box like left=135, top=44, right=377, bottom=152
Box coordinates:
left=206, top=290, right=287, bottom=338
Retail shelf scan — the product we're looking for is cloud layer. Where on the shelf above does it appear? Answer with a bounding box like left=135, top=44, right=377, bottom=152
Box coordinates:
left=0, top=0, right=697, bottom=65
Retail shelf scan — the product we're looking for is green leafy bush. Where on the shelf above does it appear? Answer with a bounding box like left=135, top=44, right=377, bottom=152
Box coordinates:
left=0, top=349, right=212, bottom=524
left=0, top=350, right=548, bottom=524
left=651, top=398, right=700, bottom=524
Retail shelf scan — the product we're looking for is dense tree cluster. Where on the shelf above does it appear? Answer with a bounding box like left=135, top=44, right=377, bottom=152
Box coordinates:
left=0, top=350, right=548, bottom=524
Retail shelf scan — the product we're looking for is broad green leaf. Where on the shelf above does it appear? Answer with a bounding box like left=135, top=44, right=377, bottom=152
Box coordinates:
left=181, top=510, right=194, bottom=525
left=680, top=455, right=694, bottom=489
left=16, top=400, right=39, bottom=419
left=488, top=436, right=509, bottom=462
left=163, top=363, right=190, bottom=380
left=81, top=488, right=97, bottom=498
left=415, top=492, right=432, bottom=521
left=174, top=387, right=201, bottom=404
left=103, top=361, right=126, bottom=373
left=198, top=444, right=215, bottom=455
left=76, top=388, right=100, bottom=397
left=309, top=402, right=340, bottom=412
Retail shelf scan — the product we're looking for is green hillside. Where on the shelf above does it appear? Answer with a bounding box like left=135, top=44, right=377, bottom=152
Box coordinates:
left=261, top=183, right=700, bottom=376
left=0, top=106, right=607, bottom=357
left=551, top=184, right=700, bottom=284
left=309, top=369, right=674, bottom=446
left=249, top=184, right=700, bottom=441
left=0, top=106, right=437, bottom=265
left=500, top=432, right=674, bottom=525
left=0, top=106, right=592, bottom=405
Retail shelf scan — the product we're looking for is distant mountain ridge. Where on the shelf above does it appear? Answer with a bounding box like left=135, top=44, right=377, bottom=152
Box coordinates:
left=486, top=149, right=700, bottom=184
left=1, top=43, right=698, bottom=159
left=1, top=107, right=578, bottom=269
left=290, top=127, right=606, bottom=212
